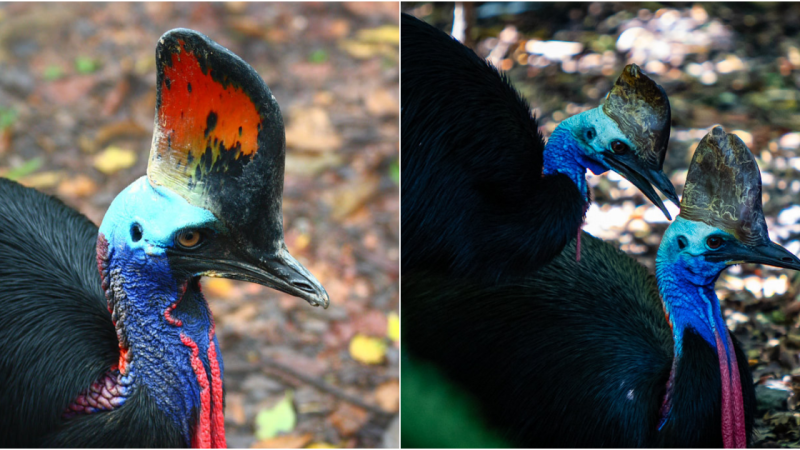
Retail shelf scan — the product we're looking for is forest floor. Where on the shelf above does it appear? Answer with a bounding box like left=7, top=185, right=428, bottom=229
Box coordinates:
left=407, top=2, right=800, bottom=446
left=0, top=3, right=399, bottom=448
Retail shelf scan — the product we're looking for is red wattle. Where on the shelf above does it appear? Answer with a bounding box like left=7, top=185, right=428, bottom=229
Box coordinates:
left=207, top=322, right=226, bottom=448
left=181, top=333, right=212, bottom=449
left=724, top=331, right=747, bottom=447
left=714, top=330, right=746, bottom=448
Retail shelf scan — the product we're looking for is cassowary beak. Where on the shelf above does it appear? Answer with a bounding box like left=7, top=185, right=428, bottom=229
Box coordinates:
left=705, top=240, right=800, bottom=272
left=208, top=255, right=330, bottom=308
left=603, top=152, right=679, bottom=220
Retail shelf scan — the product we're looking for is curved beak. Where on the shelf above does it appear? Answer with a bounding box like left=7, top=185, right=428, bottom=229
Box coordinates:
left=705, top=240, right=800, bottom=271
left=204, top=249, right=330, bottom=308
left=603, top=152, right=680, bottom=220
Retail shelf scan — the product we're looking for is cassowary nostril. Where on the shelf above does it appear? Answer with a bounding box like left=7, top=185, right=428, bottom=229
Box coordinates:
left=292, top=281, right=314, bottom=293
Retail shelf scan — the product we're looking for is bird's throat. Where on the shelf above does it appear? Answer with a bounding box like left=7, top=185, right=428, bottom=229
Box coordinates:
left=656, top=267, right=746, bottom=447
left=94, top=233, right=227, bottom=448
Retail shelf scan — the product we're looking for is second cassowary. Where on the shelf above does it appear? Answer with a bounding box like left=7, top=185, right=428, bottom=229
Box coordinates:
left=402, top=127, right=800, bottom=447
left=401, top=13, right=678, bottom=281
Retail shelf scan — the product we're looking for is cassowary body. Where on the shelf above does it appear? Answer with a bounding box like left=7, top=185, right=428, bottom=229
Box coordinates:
left=401, top=14, right=677, bottom=281
left=0, top=29, right=328, bottom=447
left=402, top=128, right=800, bottom=447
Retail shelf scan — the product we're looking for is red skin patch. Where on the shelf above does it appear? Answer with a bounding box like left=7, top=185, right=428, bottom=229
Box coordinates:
left=170, top=282, right=226, bottom=448
left=152, top=40, right=260, bottom=177
left=207, top=321, right=226, bottom=448
left=716, top=331, right=746, bottom=448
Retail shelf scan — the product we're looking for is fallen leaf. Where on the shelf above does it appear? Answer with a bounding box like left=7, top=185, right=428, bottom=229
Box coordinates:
left=327, top=403, right=369, bottom=437
left=365, top=88, right=399, bottom=117
left=285, top=152, right=343, bottom=177
left=374, top=380, right=399, bottom=413
left=338, top=40, right=396, bottom=60
left=204, top=278, right=234, bottom=298
left=387, top=312, right=399, bottom=342
left=307, top=442, right=337, bottom=448
left=251, top=433, right=312, bottom=449
left=94, top=146, right=137, bottom=175
left=254, top=391, right=296, bottom=440
left=349, top=334, right=387, bottom=365
left=357, top=25, right=399, bottom=44
left=225, top=393, right=247, bottom=426
left=57, top=175, right=98, bottom=198
left=284, top=107, right=342, bottom=152
left=330, top=176, right=380, bottom=221
left=19, top=171, right=62, bottom=189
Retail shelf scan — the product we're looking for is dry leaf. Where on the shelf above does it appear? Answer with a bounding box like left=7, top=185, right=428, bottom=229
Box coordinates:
left=94, top=146, right=136, bottom=175
left=357, top=25, right=400, bottom=44
left=374, top=380, right=399, bottom=413
left=327, top=403, right=369, bottom=437
left=349, top=334, right=387, bottom=365
left=387, top=312, right=399, bottom=343
left=251, top=433, right=312, bottom=449
left=330, top=176, right=380, bottom=221
left=225, top=393, right=247, bottom=426
left=19, top=171, right=62, bottom=189
left=365, top=89, right=399, bottom=117
left=204, top=278, right=234, bottom=298
left=57, top=175, right=98, bottom=198
left=285, top=152, right=343, bottom=177
left=306, top=443, right=337, bottom=449
left=284, top=107, right=342, bottom=152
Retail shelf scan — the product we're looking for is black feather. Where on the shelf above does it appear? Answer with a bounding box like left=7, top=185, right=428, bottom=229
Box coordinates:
left=0, top=178, right=185, bottom=446
left=402, top=233, right=755, bottom=447
left=401, top=13, right=585, bottom=282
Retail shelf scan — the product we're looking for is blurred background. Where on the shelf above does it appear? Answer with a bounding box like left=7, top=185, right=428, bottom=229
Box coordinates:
left=0, top=3, right=398, bottom=448
left=404, top=2, right=800, bottom=446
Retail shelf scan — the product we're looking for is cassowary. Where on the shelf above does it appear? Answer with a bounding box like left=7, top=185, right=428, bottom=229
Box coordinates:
left=0, top=29, right=328, bottom=447
left=402, top=127, right=800, bottom=447
left=401, top=13, right=679, bottom=281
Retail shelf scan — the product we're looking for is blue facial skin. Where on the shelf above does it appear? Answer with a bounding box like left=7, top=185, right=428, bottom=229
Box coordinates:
left=655, top=217, right=737, bottom=428
left=99, top=176, right=226, bottom=444
left=542, top=107, right=633, bottom=201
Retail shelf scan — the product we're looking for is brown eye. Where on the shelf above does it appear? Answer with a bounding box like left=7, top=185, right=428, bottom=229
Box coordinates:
left=611, top=140, right=629, bottom=155
left=706, top=236, right=723, bottom=249
left=177, top=230, right=203, bottom=249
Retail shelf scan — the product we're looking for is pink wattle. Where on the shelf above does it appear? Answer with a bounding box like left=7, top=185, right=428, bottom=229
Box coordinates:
left=714, top=330, right=746, bottom=448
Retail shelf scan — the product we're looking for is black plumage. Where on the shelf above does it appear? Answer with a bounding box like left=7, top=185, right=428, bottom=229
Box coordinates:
left=401, top=13, right=585, bottom=282
left=402, top=233, right=756, bottom=447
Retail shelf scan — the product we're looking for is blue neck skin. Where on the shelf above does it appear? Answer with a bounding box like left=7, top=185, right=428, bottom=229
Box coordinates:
left=98, top=177, right=224, bottom=445
left=542, top=108, right=611, bottom=202
left=654, top=218, right=735, bottom=427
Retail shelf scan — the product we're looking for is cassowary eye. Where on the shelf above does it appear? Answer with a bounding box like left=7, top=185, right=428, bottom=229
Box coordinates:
left=611, top=140, right=629, bottom=155
left=176, top=229, right=203, bottom=249
left=706, top=236, right=723, bottom=249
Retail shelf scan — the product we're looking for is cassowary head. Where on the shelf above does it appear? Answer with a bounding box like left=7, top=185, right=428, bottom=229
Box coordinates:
left=662, top=126, right=800, bottom=277
left=561, top=64, right=679, bottom=218
left=100, top=29, right=328, bottom=308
